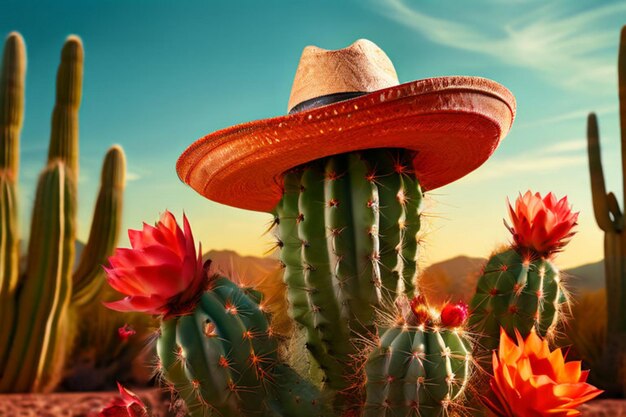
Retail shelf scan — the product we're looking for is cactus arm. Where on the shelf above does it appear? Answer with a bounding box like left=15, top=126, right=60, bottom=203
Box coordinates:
left=0, top=32, right=25, bottom=178
left=0, top=163, right=74, bottom=392
left=587, top=113, right=617, bottom=232
left=0, top=174, right=18, bottom=372
left=47, top=36, right=82, bottom=177
left=72, top=145, right=126, bottom=306
left=0, top=33, right=24, bottom=375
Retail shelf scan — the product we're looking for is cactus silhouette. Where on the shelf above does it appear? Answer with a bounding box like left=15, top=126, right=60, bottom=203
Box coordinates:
left=0, top=32, right=126, bottom=393
left=586, top=24, right=626, bottom=396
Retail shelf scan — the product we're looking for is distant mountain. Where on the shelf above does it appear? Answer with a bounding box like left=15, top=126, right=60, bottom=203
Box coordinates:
left=201, top=249, right=607, bottom=304
left=564, top=261, right=605, bottom=292
left=203, top=249, right=280, bottom=287
left=419, top=255, right=485, bottom=305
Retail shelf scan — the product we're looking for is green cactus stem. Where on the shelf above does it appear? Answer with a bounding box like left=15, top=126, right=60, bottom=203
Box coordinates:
left=586, top=25, right=626, bottom=396
left=72, top=145, right=126, bottom=306
left=48, top=35, right=82, bottom=177
left=469, top=249, right=565, bottom=354
left=274, top=148, right=423, bottom=393
left=0, top=32, right=25, bottom=374
left=157, top=276, right=328, bottom=417
left=0, top=32, right=25, bottom=179
left=0, top=162, right=75, bottom=392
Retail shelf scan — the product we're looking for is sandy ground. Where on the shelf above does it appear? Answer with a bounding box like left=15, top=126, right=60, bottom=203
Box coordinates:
left=0, top=388, right=179, bottom=417
left=0, top=392, right=622, bottom=416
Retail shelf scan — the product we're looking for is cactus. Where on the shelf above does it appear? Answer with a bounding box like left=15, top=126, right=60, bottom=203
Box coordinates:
left=468, top=248, right=564, bottom=353
left=586, top=25, right=626, bottom=396
left=468, top=191, right=576, bottom=359
left=156, top=276, right=329, bottom=417
left=363, top=297, right=471, bottom=417
left=273, top=148, right=422, bottom=393
left=0, top=32, right=126, bottom=393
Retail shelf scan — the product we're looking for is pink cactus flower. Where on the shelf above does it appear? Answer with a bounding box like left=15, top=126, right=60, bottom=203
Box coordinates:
left=117, top=324, right=136, bottom=341
left=439, top=301, right=468, bottom=328
left=506, top=191, right=578, bottom=257
left=104, top=211, right=207, bottom=318
left=98, top=382, right=149, bottom=417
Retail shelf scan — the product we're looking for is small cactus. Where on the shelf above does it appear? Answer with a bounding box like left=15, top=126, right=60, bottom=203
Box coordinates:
left=363, top=296, right=471, bottom=417
left=469, top=192, right=577, bottom=354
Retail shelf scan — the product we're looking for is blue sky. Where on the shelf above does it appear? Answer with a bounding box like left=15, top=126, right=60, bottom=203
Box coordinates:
left=2, top=0, right=625, bottom=268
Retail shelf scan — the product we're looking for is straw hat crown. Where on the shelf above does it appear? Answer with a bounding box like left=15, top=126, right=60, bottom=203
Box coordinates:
left=288, top=39, right=400, bottom=112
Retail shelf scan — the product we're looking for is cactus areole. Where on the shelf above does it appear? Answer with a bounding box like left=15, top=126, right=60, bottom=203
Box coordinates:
left=176, top=38, right=516, bottom=213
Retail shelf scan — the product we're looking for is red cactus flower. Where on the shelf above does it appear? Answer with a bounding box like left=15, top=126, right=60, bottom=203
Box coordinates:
left=506, top=191, right=578, bottom=256
left=409, top=294, right=430, bottom=325
left=117, top=324, right=136, bottom=341
left=98, top=382, right=149, bottom=417
left=104, top=211, right=207, bottom=317
left=483, top=328, right=602, bottom=417
left=439, top=301, right=468, bottom=328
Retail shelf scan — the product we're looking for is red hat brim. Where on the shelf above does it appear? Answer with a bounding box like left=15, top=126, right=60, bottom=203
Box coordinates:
left=177, top=76, right=515, bottom=213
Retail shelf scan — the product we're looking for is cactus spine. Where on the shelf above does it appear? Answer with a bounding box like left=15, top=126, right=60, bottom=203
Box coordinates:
left=586, top=25, right=626, bottom=396
left=274, top=148, right=423, bottom=394
left=0, top=32, right=126, bottom=392
left=157, top=276, right=328, bottom=417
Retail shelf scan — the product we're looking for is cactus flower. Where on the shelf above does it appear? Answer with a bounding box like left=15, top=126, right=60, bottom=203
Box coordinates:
left=506, top=191, right=578, bottom=256
left=104, top=211, right=206, bottom=317
left=97, top=382, right=149, bottom=417
left=409, top=294, right=430, bottom=325
left=439, top=301, right=468, bottom=328
left=117, top=324, right=136, bottom=341
left=483, top=328, right=602, bottom=417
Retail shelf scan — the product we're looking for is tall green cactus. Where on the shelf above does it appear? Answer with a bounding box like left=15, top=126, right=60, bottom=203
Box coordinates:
left=0, top=32, right=126, bottom=393
left=586, top=25, right=626, bottom=396
left=157, top=276, right=329, bottom=417
left=273, top=148, right=422, bottom=396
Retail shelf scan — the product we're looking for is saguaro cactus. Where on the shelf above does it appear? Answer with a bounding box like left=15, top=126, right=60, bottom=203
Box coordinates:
left=0, top=32, right=126, bottom=393
left=586, top=25, right=626, bottom=396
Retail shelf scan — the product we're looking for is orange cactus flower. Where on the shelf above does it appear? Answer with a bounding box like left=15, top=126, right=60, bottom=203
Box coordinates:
left=506, top=191, right=578, bottom=257
left=483, top=328, right=602, bottom=417
left=104, top=211, right=207, bottom=317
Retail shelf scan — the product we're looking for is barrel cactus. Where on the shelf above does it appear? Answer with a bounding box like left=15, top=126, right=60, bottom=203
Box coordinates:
left=469, top=191, right=577, bottom=354
left=364, top=296, right=471, bottom=417
left=0, top=32, right=126, bottom=393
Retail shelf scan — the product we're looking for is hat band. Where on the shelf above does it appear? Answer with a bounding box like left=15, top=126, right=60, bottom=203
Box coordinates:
left=289, top=91, right=367, bottom=114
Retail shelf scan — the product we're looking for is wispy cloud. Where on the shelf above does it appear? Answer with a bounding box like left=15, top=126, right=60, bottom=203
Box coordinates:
left=376, top=0, right=623, bottom=92
left=126, top=171, right=142, bottom=181
left=465, top=139, right=587, bottom=183
left=517, top=105, right=617, bottom=128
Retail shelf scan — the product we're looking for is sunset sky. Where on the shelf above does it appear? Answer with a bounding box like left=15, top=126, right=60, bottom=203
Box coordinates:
left=2, top=0, right=626, bottom=270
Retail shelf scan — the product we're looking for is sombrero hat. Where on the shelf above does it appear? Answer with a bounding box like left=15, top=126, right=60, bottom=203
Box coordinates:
left=177, top=39, right=516, bottom=213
